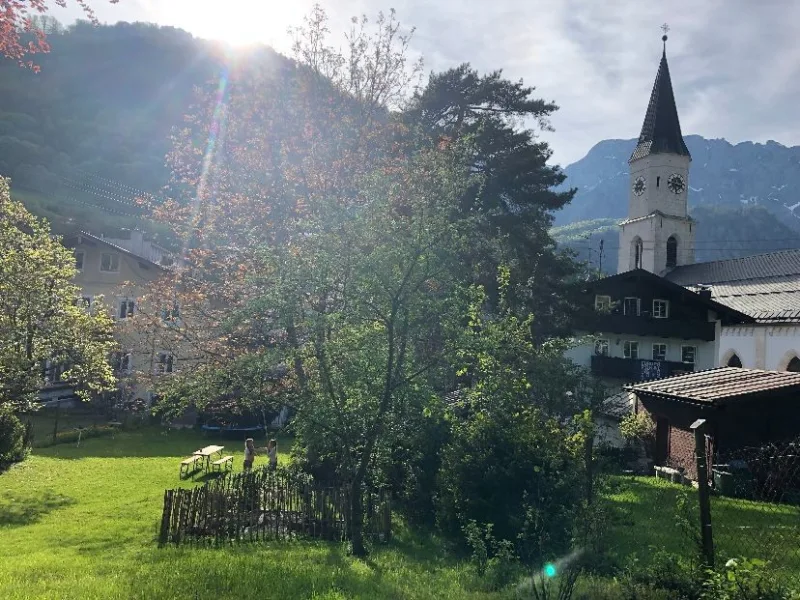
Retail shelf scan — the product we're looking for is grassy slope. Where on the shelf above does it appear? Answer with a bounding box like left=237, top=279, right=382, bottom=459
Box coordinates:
left=605, top=476, right=800, bottom=577
left=0, top=427, right=499, bottom=600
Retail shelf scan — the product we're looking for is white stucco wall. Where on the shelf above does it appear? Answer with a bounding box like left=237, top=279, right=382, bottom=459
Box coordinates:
left=719, top=324, right=800, bottom=370
left=567, top=333, right=717, bottom=371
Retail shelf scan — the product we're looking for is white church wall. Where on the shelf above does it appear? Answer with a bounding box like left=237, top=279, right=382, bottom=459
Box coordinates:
left=718, top=324, right=800, bottom=370
left=719, top=326, right=760, bottom=368
left=764, top=325, right=800, bottom=370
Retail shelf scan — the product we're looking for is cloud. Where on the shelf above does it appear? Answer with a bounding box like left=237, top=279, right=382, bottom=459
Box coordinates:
left=45, top=0, right=800, bottom=166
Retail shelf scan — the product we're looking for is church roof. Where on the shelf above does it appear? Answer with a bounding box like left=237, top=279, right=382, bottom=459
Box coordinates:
left=665, top=249, right=800, bottom=322
left=629, top=48, right=691, bottom=163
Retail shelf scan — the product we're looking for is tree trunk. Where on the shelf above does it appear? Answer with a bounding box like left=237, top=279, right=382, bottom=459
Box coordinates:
left=350, top=477, right=366, bottom=556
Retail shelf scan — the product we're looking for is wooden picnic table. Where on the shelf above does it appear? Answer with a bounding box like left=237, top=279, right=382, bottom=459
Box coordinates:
left=193, top=445, right=225, bottom=472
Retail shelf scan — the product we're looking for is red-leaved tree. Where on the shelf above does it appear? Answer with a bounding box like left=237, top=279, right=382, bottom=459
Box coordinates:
left=1, top=0, right=119, bottom=70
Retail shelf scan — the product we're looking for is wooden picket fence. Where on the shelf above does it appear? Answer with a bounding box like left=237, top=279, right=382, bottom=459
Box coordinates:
left=158, top=467, right=391, bottom=546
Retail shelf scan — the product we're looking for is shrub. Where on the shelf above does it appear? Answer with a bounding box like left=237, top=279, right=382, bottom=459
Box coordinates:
left=700, top=558, right=800, bottom=600
left=463, top=520, right=520, bottom=591
left=437, top=404, right=584, bottom=564
left=36, top=423, right=116, bottom=447
left=0, top=410, right=29, bottom=467
left=619, top=412, right=656, bottom=459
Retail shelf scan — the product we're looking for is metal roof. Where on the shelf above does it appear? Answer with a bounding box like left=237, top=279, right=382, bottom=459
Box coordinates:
left=625, top=367, right=800, bottom=405
left=666, top=249, right=800, bottom=286
left=666, top=251, right=800, bottom=322
left=630, top=48, right=690, bottom=163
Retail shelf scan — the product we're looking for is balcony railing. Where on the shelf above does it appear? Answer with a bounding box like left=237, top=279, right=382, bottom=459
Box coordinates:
left=581, top=313, right=716, bottom=341
left=591, top=355, right=694, bottom=382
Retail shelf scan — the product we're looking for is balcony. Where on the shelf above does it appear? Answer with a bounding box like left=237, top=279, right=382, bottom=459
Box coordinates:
left=581, top=313, right=716, bottom=341
left=591, top=355, right=694, bottom=382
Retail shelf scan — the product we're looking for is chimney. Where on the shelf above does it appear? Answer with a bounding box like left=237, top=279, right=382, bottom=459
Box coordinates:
left=697, top=287, right=712, bottom=300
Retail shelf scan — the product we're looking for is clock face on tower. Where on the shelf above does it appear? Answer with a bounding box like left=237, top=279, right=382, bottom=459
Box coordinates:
left=633, top=176, right=646, bottom=196
left=667, top=173, right=686, bottom=194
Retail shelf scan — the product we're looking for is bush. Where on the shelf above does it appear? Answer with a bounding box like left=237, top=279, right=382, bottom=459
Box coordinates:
left=0, top=410, right=29, bottom=467
left=700, top=559, right=800, bottom=600
left=36, top=423, right=116, bottom=447
left=463, top=520, right=520, bottom=591
left=436, top=404, right=584, bottom=564
left=619, top=412, right=656, bottom=459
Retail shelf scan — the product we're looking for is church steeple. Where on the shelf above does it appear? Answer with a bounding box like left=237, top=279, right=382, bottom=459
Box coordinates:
left=619, top=26, right=695, bottom=276
left=629, top=31, right=691, bottom=163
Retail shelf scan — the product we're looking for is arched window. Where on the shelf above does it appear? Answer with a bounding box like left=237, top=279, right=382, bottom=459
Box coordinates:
left=632, top=237, right=643, bottom=270
left=787, top=357, right=800, bottom=372
left=727, top=353, right=743, bottom=368
left=666, top=236, right=678, bottom=268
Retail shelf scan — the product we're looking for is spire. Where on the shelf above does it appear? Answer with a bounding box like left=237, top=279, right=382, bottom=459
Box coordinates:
left=629, top=27, right=691, bottom=163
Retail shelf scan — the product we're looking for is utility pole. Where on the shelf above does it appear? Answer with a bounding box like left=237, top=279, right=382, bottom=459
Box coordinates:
left=598, top=239, right=604, bottom=274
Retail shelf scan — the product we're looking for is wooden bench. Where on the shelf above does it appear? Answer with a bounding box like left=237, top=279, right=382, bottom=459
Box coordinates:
left=180, top=454, right=203, bottom=479
left=211, top=455, right=233, bottom=474
left=654, top=465, right=686, bottom=485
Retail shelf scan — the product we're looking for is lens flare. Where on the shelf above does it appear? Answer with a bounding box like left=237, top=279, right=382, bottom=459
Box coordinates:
left=544, top=563, right=557, bottom=578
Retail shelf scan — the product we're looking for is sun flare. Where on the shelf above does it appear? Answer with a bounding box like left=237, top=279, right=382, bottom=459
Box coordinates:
left=141, top=0, right=311, bottom=49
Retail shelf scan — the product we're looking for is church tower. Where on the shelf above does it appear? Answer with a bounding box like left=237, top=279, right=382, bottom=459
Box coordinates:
left=618, top=31, right=695, bottom=275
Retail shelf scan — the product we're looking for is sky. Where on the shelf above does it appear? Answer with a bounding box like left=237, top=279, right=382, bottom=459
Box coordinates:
left=48, top=0, right=800, bottom=166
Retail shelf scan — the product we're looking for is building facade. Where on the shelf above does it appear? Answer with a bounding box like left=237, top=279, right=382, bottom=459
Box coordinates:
left=40, top=230, right=175, bottom=407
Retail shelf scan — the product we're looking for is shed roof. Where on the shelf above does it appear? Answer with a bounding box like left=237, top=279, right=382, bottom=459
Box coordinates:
left=625, top=367, right=800, bottom=406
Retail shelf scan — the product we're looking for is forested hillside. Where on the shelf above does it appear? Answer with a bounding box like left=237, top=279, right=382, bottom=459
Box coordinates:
left=0, top=21, right=243, bottom=237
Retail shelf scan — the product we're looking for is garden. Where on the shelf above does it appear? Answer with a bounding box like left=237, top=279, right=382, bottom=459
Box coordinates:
left=2, top=420, right=799, bottom=600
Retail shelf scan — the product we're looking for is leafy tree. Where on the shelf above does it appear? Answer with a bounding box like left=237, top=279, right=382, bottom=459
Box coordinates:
left=0, top=1, right=119, bottom=70
left=0, top=177, right=116, bottom=411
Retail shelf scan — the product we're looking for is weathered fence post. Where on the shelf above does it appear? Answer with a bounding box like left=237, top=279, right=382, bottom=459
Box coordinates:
left=691, top=418, right=714, bottom=568
left=159, top=489, right=172, bottom=546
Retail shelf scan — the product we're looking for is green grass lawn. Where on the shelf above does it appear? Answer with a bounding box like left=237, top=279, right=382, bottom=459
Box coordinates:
left=0, top=426, right=503, bottom=600
left=4, top=427, right=798, bottom=599
left=604, top=476, right=800, bottom=580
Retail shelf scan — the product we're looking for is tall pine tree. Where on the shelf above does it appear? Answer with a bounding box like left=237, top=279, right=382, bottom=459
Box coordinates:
left=404, top=65, right=584, bottom=336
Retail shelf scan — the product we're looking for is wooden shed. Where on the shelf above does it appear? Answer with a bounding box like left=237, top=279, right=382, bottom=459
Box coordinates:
left=625, top=367, right=800, bottom=479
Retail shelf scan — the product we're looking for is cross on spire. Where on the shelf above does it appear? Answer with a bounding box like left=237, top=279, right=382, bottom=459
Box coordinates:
left=661, top=23, right=669, bottom=52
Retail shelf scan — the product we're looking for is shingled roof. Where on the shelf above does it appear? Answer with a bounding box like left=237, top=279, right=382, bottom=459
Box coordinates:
left=630, top=48, right=691, bottom=163
left=625, top=367, right=800, bottom=406
left=665, top=250, right=800, bottom=322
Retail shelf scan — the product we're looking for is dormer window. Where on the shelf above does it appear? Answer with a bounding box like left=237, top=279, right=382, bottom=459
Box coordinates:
left=623, top=297, right=641, bottom=316
left=594, top=295, right=611, bottom=312
left=100, top=252, right=120, bottom=273
left=653, top=299, right=669, bottom=319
